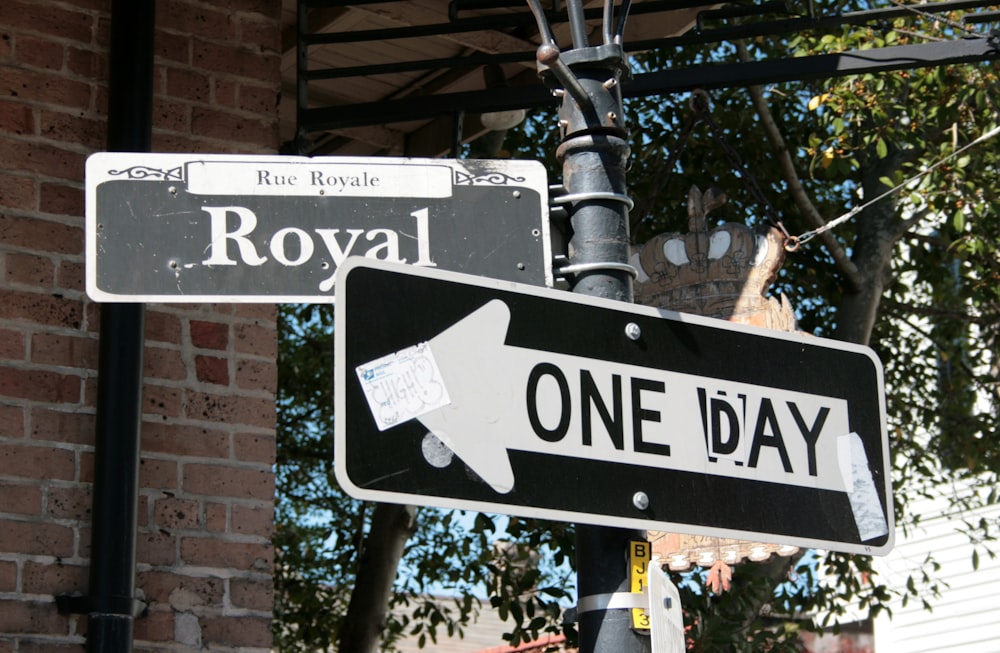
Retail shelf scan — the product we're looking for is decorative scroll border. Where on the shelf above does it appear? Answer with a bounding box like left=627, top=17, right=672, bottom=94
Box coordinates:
left=454, top=170, right=527, bottom=186
left=108, top=165, right=185, bottom=182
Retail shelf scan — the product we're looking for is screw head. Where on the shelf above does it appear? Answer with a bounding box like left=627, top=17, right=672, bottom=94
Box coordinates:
left=625, top=322, right=641, bottom=341
left=632, top=491, right=649, bottom=511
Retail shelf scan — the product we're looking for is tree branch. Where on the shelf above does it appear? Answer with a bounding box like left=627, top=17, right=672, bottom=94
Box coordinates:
left=734, top=42, right=865, bottom=291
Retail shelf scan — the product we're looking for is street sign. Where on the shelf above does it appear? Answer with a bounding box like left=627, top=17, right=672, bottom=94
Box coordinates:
left=334, top=258, right=894, bottom=555
left=85, top=153, right=551, bottom=302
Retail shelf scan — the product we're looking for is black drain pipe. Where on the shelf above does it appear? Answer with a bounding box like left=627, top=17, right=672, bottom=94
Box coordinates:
left=88, top=0, right=153, bottom=650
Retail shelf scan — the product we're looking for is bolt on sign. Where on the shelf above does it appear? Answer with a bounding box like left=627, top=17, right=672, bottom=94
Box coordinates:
left=85, top=153, right=551, bottom=302
left=334, top=259, right=894, bottom=556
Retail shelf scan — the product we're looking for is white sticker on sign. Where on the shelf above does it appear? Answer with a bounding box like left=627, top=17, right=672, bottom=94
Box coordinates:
left=356, top=343, right=451, bottom=431
left=838, top=432, right=889, bottom=542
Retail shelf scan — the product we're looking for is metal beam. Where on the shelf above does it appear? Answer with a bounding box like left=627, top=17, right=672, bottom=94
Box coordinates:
left=298, top=36, right=1000, bottom=132
left=627, top=34, right=1000, bottom=97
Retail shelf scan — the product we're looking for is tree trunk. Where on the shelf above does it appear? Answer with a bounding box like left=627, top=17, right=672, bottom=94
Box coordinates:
left=338, top=503, right=417, bottom=653
left=834, top=154, right=908, bottom=346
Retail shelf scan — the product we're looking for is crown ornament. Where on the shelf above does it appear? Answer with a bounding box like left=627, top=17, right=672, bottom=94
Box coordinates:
left=630, top=185, right=796, bottom=332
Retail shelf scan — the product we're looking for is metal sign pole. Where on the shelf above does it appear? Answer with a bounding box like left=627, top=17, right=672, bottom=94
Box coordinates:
left=532, top=2, right=650, bottom=651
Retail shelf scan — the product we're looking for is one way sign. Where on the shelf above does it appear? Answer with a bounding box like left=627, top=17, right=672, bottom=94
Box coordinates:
left=334, top=259, right=893, bottom=555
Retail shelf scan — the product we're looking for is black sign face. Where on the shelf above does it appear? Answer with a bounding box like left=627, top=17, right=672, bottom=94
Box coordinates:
left=335, top=259, right=894, bottom=555
left=85, top=153, right=551, bottom=302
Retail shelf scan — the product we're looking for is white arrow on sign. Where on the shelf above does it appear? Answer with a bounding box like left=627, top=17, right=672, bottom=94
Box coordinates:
left=354, top=298, right=888, bottom=542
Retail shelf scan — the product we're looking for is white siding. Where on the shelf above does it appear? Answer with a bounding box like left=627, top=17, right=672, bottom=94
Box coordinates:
left=873, top=489, right=1000, bottom=652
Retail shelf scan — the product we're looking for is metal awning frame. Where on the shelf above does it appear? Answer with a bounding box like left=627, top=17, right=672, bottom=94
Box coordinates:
left=296, top=0, right=1000, bottom=146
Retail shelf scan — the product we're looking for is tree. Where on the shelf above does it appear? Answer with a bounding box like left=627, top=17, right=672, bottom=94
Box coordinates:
left=275, top=2, right=1000, bottom=650
left=274, top=305, right=574, bottom=652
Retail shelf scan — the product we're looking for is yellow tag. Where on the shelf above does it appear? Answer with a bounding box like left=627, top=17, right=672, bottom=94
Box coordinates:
left=629, top=540, right=651, bottom=629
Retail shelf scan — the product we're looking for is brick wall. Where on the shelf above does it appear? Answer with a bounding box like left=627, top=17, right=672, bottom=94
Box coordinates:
left=0, top=1, right=281, bottom=651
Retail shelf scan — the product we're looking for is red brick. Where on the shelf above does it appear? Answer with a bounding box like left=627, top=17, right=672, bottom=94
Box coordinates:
left=136, top=529, right=177, bottom=567
left=238, top=14, right=282, bottom=53
left=230, top=0, right=281, bottom=18
left=39, top=110, right=104, bottom=150
left=154, top=29, right=191, bottom=65
left=66, top=45, right=101, bottom=78
left=40, top=182, right=85, bottom=216
left=132, top=609, right=174, bottom=642
left=0, top=442, right=75, bottom=480
left=0, top=404, right=26, bottom=438
left=191, top=38, right=277, bottom=81
left=235, top=358, right=276, bottom=393
left=0, top=598, right=72, bottom=635
left=22, top=560, right=88, bottom=595
left=238, top=83, right=279, bottom=116
left=143, top=345, right=186, bottom=381
left=165, top=66, right=211, bottom=103
left=151, top=132, right=221, bottom=154
left=5, top=252, right=55, bottom=288
left=137, top=570, right=223, bottom=606
left=205, top=502, right=227, bottom=532
left=189, top=320, right=228, bottom=350
left=0, top=560, right=16, bottom=592
left=30, top=333, right=98, bottom=369
left=0, top=289, right=83, bottom=329
left=229, top=577, right=274, bottom=611
left=233, top=322, right=276, bottom=358
left=200, top=615, right=272, bottom=648
left=0, top=215, right=82, bottom=255
left=184, top=391, right=274, bottom=429
left=0, top=327, right=26, bottom=360
left=78, top=451, right=94, bottom=484
left=232, top=432, right=274, bottom=465
left=142, top=383, right=183, bottom=418
left=0, top=480, right=42, bottom=515
left=57, top=260, right=85, bottom=293
left=195, top=355, right=228, bottom=385
left=0, top=99, right=35, bottom=136
left=231, top=304, right=276, bottom=320
left=0, top=135, right=89, bottom=181
left=232, top=503, right=273, bottom=537
left=183, top=463, right=273, bottom=501
left=0, top=519, right=74, bottom=557
left=18, top=642, right=84, bottom=653
left=191, top=106, right=276, bottom=145
left=0, top=366, right=81, bottom=403
left=46, top=485, right=92, bottom=521
left=180, top=537, right=272, bottom=571
left=0, top=172, right=36, bottom=211
left=18, top=35, right=65, bottom=71
left=213, top=78, right=237, bottom=108
left=30, top=407, right=94, bottom=445
left=153, top=496, right=200, bottom=530
left=0, top=1, right=96, bottom=44
left=151, top=95, right=191, bottom=133
left=140, top=421, right=229, bottom=459
left=158, top=0, right=235, bottom=41
left=144, top=310, right=182, bottom=344
left=138, top=457, right=178, bottom=490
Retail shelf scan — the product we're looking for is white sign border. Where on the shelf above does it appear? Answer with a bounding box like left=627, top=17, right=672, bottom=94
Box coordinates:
left=85, top=152, right=552, bottom=303
left=334, top=258, right=895, bottom=556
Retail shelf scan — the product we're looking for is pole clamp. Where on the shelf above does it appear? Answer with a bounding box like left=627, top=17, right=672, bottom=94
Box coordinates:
left=577, top=591, right=649, bottom=614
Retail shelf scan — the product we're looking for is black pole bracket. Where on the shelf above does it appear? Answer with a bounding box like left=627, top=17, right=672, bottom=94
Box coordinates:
left=55, top=593, right=147, bottom=618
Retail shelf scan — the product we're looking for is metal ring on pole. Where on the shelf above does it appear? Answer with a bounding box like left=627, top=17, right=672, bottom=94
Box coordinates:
left=577, top=592, right=648, bottom=614
left=555, top=261, right=639, bottom=279
left=551, top=191, right=635, bottom=211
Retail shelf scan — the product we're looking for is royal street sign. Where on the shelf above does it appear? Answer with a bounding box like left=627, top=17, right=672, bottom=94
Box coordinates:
left=85, top=153, right=551, bottom=302
left=334, top=259, right=894, bottom=555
